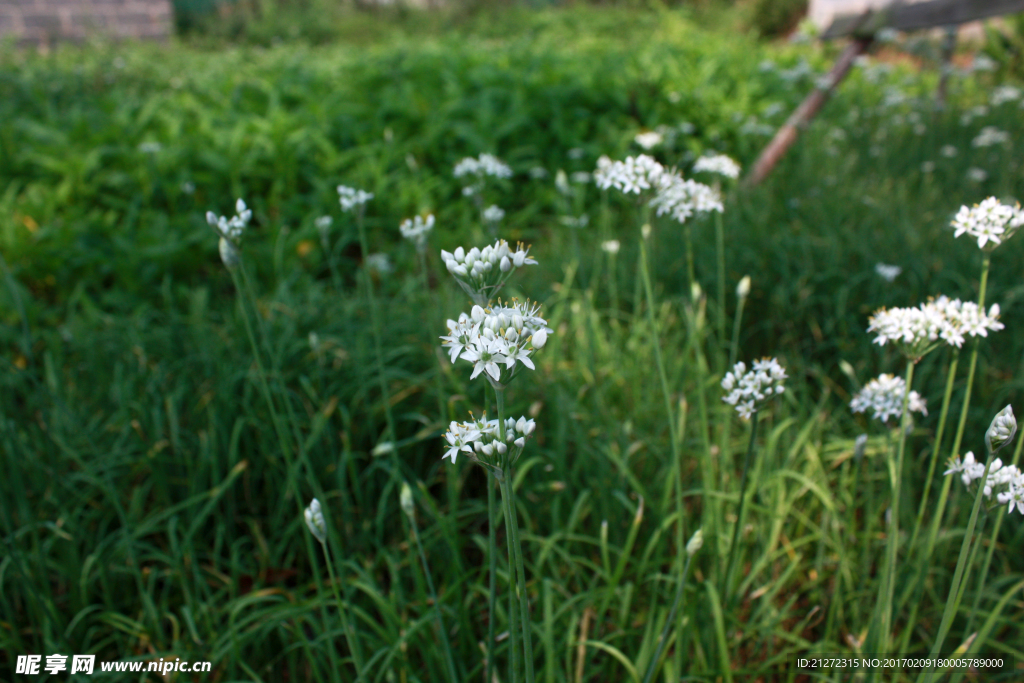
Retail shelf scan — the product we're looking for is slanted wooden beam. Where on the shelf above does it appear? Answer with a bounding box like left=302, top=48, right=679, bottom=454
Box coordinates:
left=745, top=37, right=872, bottom=187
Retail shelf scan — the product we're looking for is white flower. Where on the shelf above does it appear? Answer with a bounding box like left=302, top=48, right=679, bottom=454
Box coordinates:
left=442, top=420, right=481, bottom=464
left=559, top=215, right=590, bottom=229
left=721, top=357, right=787, bottom=420
left=482, top=205, right=505, bottom=223
left=400, top=214, right=435, bottom=251
left=972, top=126, right=1011, bottom=148
left=991, top=85, right=1022, bottom=106
left=454, top=153, right=513, bottom=180
left=400, top=482, right=415, bottom=518
left=304, top=498, right=327, bottom=542
left=315, top=215, right=333, bottom=232
left=867, top=296, right=1004, bottom=361
left=337, top=186, right=374, bottom=212
left=874, top=263, right=902, bottom=282
left=442, top=300, right=551, bottom=385
left=593, top=154, right=666, bottom=194
left=850, top=373, right=928, bottom=423
left=205, top=198, right=252, bottom=242
left=940, top=145, right=958, bottom=158
left=951, top=197, right=1023, bottom=250
left=634, top=131, right=664, bottom=150
left=692, top=154, right=741, bottom=179
left=601, top=240, right=621, bottom=255
left=966, top=167, right=988, bottom=183
left=365, top=253, right=393, bottom=275
left=649, top=173, right=723, bottom=224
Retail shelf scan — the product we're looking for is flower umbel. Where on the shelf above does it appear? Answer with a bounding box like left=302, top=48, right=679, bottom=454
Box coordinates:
left=721, top=357, right=787, bottom=420
left=850, top=373, right=927, bottom=424
left=337, top=186, right=374, bottom=212
left=867, top=296, right=1004, bottom=361
left=693, top=154, right=741, bottom=179
left=400, top=214, right=435, bottom=252
left=951, top=197, right=1024, bottom=250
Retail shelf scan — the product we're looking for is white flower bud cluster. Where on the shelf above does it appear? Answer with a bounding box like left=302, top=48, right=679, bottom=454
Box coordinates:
left=987, top=405, right=1017, bottom=454
left=443, top=414, right=537, bottom=466
left=337, top=185, right=374, bottom=212
left=399, top=214, right=435, bottom=251
left=440, top=300, right=551, bottom=384
left=849, top=373, right=928, bottom=423
left=206, top=198, right=252, bottom=242
left=867, top=296, right=1004, bottom=360
left=453, top=153, right=513, bottom=180
left=440, top=240, right=537, bottom=304
left=721, top=357, right=787, bottom=420
left=951, top=197, right=1024, bottom=250
left=304, top=498, right=327, bottom=543
left=692, top=154, right=741, bottom=179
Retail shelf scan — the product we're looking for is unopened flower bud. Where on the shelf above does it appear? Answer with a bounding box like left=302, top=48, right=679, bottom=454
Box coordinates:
left=304, top=498, right=326, bottom=543
left=532, top=328, right=548, bottom=349
left=986, top=405, right=1017, bottom=453
left=500, top=255, right=512, bottom=272
left=496, top=442, right=507, bottom=454
left=691, top=281, right=702, bottom=304
left=854, top=434, right=868, bottom=463
left=514, top=437, right=525, bottom=449
left=400, top=483, right=415, bottom=518
left=737, top=275, right=751, bottom=299
left=641, top=223, right=652, bottom=240
left=686, top=528, right=703, bottom=556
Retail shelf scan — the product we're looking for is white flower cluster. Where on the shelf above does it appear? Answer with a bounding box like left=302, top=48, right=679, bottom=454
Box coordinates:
left=867, top=296, right=1004, bottom=360
left=721, top=358, right=787, bottom=420
left=649, top=174, right=724, bottom=223
left=850, top=373, right=927, bottom=423
left=206, top=198, right=252, bottom=242
left=971, top=126, right=1011, bottom=148
left=443, top=414, right=537, bottom=466
left=440, top=240, right=537, bottom=304
left=951, top=197, right=1024, bottom=250
left=594, top=154, right=666, bottom=194
left=634, top=131, right=664, bottom=150
left=946, top=453, right=1024, bottom=514
left=400, top=214, right=435, bottom=251
left=693, top=154, right=741, bottom=179
left=440, top=300, right=551, bottom=384
left=594, top=154, right=723, bottom=223
left=453, top=153, right=513, bottom=180
left=337, top=185, right=374, bottom=212
left=990, top=85, right=1022, bottom=106
left=482, top=205, right=505, bottom=223
left=874, top=263, right=902, bottom=282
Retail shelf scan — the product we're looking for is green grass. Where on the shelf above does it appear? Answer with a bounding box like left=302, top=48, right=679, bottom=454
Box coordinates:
left=3, top=5, right=1024, bottom=681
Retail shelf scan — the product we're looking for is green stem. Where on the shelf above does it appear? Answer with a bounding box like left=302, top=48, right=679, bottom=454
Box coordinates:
left=723, top=410, right=760, bottom=604
left=642, top=549, right=695, bottom=683
left=714, top=210, right=726, bottom=364
left=493, top=386, right=519, bottom=683
left=322, top=541, right=365, bottom=681
left=354, top=208, right=402, bottom=482
left=874, top=361, right=915, bottom=659
left=487, top=471, right=498, bottom=683
left=921, top=451, right=998, bottom=683
left=639, top=237, right=681, bottom=467
left=410, top=512, right=460, bottom=683
left=501, top=475, right=536, bottom=683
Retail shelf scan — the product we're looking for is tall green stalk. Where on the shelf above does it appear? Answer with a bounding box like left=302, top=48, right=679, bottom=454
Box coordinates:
left=353, top=206, right=402, bottom=481
left=319, top=539, right=366, bottom=681
left=714, top=210, right=726, bottom=363
left=723, top=410, right=759, bottom=604
left=868, top=360, right=915, bottom=661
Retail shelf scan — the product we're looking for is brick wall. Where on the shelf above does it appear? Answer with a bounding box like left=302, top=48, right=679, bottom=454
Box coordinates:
left=0, top=0, right=174, bottom=46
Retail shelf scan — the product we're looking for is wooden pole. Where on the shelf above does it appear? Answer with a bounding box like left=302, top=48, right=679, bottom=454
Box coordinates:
left=745, top=37, right=872, bottom=187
